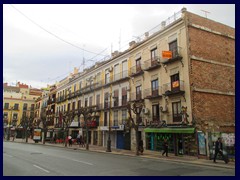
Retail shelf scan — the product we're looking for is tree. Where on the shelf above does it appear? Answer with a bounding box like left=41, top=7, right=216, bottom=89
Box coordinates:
left=62, top=111, right=73, bottom=147
left=19, top=113, right=34, bottom=143
left=127, top=102, right=144, bottom=156
left=77, top=106, right=95, bottom=150
left=40, top=109, right=48, bottom=144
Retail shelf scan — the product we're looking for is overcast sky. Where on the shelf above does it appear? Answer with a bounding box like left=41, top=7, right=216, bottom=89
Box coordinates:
left=3, top=4, right=235, bottom=89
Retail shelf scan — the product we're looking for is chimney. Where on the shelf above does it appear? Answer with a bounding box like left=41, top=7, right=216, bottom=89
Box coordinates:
left=144, top=32, right=149, bottom=39
left=73, top=67, right=79, bottom=74
left=161, top=21, right=166, bottom=30
left=129, top=41, right=136, bottom=49
left=111, top=50, right=119, bottom=57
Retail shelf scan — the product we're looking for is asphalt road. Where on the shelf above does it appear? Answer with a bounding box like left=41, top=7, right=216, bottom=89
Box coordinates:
left=3, top=142, right=235, bottom=176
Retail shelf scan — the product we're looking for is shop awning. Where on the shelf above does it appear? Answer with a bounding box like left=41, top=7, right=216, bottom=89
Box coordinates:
left=144, top=127, right=195, bottom=134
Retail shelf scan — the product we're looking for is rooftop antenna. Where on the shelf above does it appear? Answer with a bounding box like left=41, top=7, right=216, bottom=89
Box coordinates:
left=201, top=10, right=210, bottom=18
left=119, top=29, right=121, bottom=51
left=82, top=44, right=85, bottom=71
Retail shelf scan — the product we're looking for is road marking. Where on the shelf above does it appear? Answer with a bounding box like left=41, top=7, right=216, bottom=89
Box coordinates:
left=4, top=154, right=13, bottom=158
left=71, top=159, right=93, bottom=166
left=33, top=165, right=50, bottom=173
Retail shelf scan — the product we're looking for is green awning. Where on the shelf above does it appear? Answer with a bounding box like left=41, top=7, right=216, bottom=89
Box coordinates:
left=144, top=127, right=195, bottom=134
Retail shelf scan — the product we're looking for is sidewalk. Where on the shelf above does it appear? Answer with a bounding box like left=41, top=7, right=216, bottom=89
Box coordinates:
left=7, top=138, right=235, bottom=169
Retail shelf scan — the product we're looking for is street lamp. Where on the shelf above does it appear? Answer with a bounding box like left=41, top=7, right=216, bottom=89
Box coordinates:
left=106, top=93, right=112, bottom=152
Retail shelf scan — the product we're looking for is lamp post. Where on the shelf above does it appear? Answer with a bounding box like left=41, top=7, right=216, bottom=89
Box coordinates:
left=106, top=93, right=112, bottom=152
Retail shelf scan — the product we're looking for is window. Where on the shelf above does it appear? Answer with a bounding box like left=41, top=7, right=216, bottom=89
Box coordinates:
left=31, top=104, right=35, bottom=111
left=74, top=84, right=76, bottom=92
left=78, top=100, right=81, bottom=109
left=152, top=104, right=160, bottom=122
left=72, top=102, right=75, bottom=111
left=4, top=103, right=9, bottom=109
left=172, top=101, right=182, bottom=122
left=104, top=92, right=109, bottom=108
left=122, top=87, right=127, bottom=106
left=3, top=112, right=8, bottom=119
left=13, top=113, right=18, bottom=120
left=14, top=104, right=19, bottom=110
left=113, top=90, right=119, bottom=107
left=136, top=58, right=141, bottom=72
left=122, top=110, right=127, bottom=125
left=114, top=64, right=120, bottom=81
left=114, top=111, right=118, bottom=126
left=122, top=60, right=128, bottom=78
left=136, top=85, right=142, bottom=100
left=169, top=40, right=178, bottom=58
left=96, top=94, right=100, bottom=110
left=79, top=82, right=82, bottom=89
left=151, top=79, right=159, bottom=96
left=151, top=48, right=158, bottom=61
left=85, top=98, right=88, bottom=107
left=105, top=71, right=110, bottom=84
left=67, top=103, right=71, bottom=112
left=171, top=73, right=180, bottom=92
left=89, top=96, right=93, bottom=107
left=104, top=112, right=108, bottom=126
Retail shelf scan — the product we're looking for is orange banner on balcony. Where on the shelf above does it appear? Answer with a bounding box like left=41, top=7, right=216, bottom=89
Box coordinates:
left=172, top=81, right=180, bottom=88
left=162, top=51, right=172, bottom=59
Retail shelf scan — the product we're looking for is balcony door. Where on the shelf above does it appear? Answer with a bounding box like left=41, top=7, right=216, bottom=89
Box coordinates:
left=171, top=73, right=180, bottom=92
left=151, top=79, right=159, bottom=96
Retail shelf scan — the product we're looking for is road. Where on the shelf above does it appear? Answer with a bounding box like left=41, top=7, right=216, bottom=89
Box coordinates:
left=3, top=142, right=235, bottom=176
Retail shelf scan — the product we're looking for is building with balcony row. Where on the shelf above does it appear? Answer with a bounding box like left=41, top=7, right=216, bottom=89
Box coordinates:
left=3, top=8, right=234, bottom=159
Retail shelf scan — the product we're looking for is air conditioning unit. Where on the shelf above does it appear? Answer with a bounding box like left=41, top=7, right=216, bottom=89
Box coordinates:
left=142, top=108, right=149, bottom=114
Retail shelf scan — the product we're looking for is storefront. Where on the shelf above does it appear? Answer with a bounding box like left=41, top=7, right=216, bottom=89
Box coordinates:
left=144, top=127, right=197, bottom=156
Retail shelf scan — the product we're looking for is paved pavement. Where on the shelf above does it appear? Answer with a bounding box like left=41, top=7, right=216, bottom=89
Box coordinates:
left=5, top=138, right=235, bottom=169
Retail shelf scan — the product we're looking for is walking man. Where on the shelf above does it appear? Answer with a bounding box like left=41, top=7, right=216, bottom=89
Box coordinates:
left=213, top=137, right=228, bottom=164
left=162, top=138, right=169, bottom=157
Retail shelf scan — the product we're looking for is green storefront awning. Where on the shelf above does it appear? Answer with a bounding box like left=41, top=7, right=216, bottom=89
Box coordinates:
left=144, top=127, right=195, bottom=134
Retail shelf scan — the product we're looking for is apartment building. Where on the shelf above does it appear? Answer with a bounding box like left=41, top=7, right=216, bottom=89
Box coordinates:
left=3, top=82, right=42, bottom=138
left=8, top=8, right=233, bottom=159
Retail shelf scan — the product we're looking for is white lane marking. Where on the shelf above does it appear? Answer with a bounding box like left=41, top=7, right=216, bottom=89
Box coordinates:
left=4, top=154, right=13, bottom=158
left=71, top=159, right=93, bottom=166
left=33, top=165, right=50, bottom=173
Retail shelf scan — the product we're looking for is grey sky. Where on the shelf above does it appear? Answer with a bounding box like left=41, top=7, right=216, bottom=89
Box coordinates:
left=3, top=4, right=235, bottom=88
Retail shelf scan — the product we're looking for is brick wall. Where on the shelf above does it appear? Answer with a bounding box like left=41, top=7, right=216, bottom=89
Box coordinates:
left=188, top=27, right=235, bottom=64
left=186, top=12, right=235, bottom=133
left=192, top=92, right=235, bottom=124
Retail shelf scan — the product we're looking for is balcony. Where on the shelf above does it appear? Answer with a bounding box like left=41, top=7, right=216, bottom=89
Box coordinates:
left=130, top=92, right=143, bottom=102
left=111, top=98, right=128, bottom=109
left=143, top=57, right=161, bottom=71
left=161, top=47, right=183, bottom=65
left=130, top=65, right=144, bottom=77
left=112, top=70, right=130, bottom=85
left=144, top=87, right=162, bottom=99
left=163, top=80, right=185, bottom=96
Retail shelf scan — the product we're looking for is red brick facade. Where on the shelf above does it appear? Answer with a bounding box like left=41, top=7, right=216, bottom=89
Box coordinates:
left=185, top=12, right=235, bottom=133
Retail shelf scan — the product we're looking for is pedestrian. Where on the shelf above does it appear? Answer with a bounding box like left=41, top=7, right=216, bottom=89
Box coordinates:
left=77, top=133, right=81, bottom=145
left=138, top=139, right=144, bottom=155
left=68, top=135, right=72, bottom=147
left=213, top=137, right=228, bottom=164
left=53, top=134, right=57, bottom=144
left=162, top=138, right=169, bottom=157
left=80, top=135, right=85, bottom=147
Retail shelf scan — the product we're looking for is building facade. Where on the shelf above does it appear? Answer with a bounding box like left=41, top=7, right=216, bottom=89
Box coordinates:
left=4, top=8, right=234, bottom=159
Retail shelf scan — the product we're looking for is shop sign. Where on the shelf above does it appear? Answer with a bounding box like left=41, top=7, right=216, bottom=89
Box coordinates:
left=33, top=129, right=41, bottom=141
